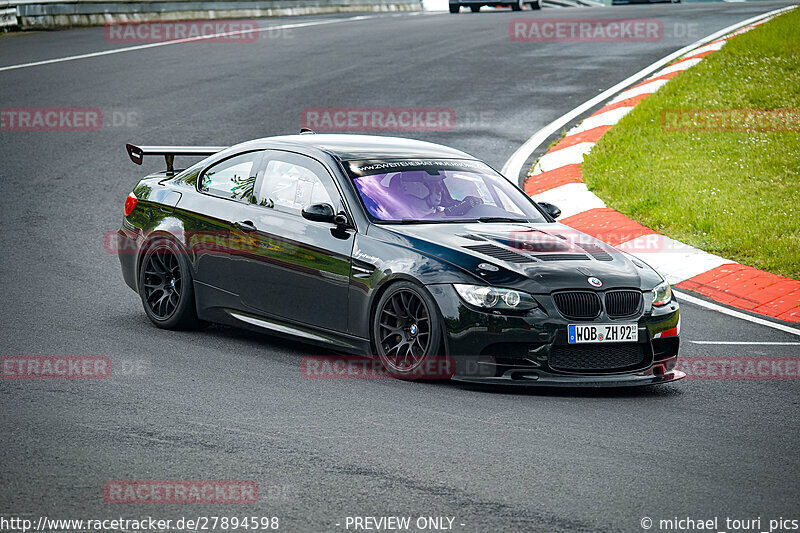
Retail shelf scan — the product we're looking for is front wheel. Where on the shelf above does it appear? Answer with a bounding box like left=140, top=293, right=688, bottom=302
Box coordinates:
left=470, top=5, right=480, bottom=12
left=449, top=3, right=460, bottom=12
left=138, top=238, right=205, bottom=330
left=511, top=0, right=523, bottom=11
left=530, top=0, right=541, bottom=9
left=373, top=282, right=444, bottom=380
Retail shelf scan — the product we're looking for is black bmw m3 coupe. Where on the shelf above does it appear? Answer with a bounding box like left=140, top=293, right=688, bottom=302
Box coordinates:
left=117, top=133, right=683, bottom=386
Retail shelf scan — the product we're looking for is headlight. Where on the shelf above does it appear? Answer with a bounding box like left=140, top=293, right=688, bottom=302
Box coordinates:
left=652, top=280, right=672, bottom=306
left=453, top=284, right=538, bottom=310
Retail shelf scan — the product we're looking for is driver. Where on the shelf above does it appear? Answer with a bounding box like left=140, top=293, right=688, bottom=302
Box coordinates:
left=414, top=179, right=445, bottom=217
left=389, top=173, right=483, bottom=219
left=388, top=173, right=445, bottom=218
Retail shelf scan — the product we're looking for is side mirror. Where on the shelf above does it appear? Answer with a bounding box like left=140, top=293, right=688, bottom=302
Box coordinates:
left=302, top=203, right=350, bottom=227
left=538, top=202, right=561, bottom=219
left=302, top=203, right=335, bottom=222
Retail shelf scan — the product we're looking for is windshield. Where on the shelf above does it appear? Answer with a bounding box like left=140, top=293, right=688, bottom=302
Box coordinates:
left=346, top=159, right=548, bottom=223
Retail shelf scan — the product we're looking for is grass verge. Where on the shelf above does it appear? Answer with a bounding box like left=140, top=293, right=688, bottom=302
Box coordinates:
left=581, top=8, right=800, bottom=280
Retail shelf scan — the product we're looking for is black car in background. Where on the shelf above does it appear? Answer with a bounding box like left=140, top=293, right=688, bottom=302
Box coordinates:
left=117, top=134, right=683, bottom=386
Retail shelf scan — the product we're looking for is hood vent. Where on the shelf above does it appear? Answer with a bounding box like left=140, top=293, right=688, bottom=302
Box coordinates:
left=532, top=254, right=589, bottom=261
left=457, top=233, right=487, bottom=242
left=578, top=242, right=613, bottom=261
left=514, top=239, right=571, bottom=254
left=463, top=244, right=535, bottom=264
left=494, top=230, right=572, bottom=253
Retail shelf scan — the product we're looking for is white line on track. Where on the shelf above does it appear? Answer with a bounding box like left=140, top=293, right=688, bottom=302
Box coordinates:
left=500, top=5, right=796, bottom=182
left=675, top=290, right=800, bottom=337
left=690, top=341, right=800, bottom=346
left=0, top=13, right=429, bottom=73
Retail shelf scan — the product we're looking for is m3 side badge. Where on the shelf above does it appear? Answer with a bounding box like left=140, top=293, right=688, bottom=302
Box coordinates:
left=588, top=277, right=602, bottom=287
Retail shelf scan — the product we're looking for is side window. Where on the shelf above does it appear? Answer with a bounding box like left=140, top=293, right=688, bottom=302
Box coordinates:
left=256, top=152, right=338, bottom=215
left=199, top=151, right=263, bottom=202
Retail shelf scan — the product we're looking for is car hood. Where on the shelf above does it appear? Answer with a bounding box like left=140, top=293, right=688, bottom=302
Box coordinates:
left=377, top=222, right=655, bottom=293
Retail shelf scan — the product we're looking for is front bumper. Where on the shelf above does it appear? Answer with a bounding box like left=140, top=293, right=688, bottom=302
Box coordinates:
left=427, top=283, right=682, bottom=387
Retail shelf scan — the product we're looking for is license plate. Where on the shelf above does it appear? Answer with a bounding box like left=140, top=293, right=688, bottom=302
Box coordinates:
left=568, top=324, right=637, bottom=344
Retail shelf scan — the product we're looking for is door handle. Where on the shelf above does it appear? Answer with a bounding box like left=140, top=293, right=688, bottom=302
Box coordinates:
left=234, top=220, right=258, bottom=232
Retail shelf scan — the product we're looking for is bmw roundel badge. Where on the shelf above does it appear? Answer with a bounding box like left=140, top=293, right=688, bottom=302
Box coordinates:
left=588, top=277, right=602, bottom=287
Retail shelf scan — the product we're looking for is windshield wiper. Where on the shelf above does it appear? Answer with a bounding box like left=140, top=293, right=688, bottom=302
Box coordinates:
left=476, top=217, right=530, bottom=223
left=378, top=217, right=531, bottom=225
left=379, top=219, right=438, bottom=225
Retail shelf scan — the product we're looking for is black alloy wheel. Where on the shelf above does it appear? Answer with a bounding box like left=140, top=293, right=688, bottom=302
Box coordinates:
left=142, top=246, right=182, bottom=320
left=374, top=282, right=443, bottom=379
left=138, top=239, right=204, bottom=330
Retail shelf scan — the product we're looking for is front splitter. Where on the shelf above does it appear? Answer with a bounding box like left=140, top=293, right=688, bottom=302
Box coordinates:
left=451, top=369, right=686, bottom=387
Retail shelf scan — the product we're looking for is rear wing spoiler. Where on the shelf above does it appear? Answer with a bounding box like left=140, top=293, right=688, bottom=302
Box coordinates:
left=125, top=143, right=227, bottom=173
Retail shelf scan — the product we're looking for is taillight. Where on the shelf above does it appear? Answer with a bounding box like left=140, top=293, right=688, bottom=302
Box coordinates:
left=124, top=192, right=138, bottom=216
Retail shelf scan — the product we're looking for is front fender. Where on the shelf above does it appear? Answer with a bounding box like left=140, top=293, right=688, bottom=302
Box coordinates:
left=348, top=233, right=483, bottom=340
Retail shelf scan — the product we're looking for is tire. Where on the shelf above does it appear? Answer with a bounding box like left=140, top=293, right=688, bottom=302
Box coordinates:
left=530, top=0, right=541, bottom=9
left=372, top=281, right=444, bottom=380
left=138, top=238, right=205, bottom=330
left=511, top=0, right=523, bottom=11
left=449, top=3, right=460, bottom=12
left=470, top=5, right=480, bottom=11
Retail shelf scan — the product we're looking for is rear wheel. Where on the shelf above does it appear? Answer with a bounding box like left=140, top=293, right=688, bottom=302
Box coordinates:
left=138, top=238, right=204, bottom=330
left=449, top=3, right=460, bottom=12
left=530, top=0, right=541, bottom=8
left=511, top=0, right=523, bottom=11
left=470, top=5, right=480, bottom=11
left=373, top=282, right=444, bottom=380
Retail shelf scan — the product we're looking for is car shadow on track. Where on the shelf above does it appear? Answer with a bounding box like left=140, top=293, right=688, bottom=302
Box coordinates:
left=439, top=379, right=685, bottom=398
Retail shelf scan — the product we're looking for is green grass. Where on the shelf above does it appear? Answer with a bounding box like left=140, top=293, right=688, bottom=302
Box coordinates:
left=546, top=129, right=568, bottom=152
left=579, top=8, right=800, bottom=280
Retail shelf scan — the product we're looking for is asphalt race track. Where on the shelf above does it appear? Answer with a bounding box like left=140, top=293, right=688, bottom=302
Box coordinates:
left=1, top=3, right=799, bottom=531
